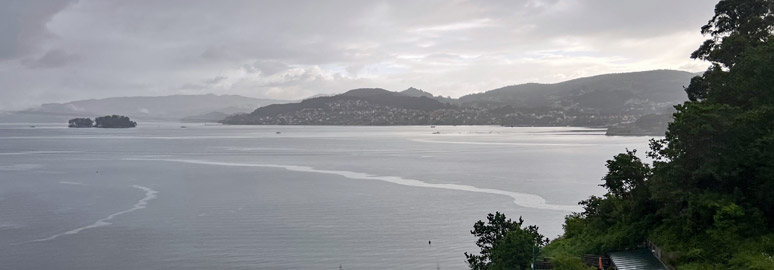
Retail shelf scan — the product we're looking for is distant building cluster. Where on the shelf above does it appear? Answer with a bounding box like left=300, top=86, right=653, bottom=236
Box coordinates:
left=223, top=97, right=667, bottom=128
left=224, top=99, right=499, bottom=125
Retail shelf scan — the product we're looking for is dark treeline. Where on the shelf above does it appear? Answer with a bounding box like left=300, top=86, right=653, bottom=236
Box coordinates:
left=466, top=0, right=774, bottom=269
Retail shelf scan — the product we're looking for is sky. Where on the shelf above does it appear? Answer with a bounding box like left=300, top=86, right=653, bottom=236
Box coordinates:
left=0, top=0, right=718, bottom=111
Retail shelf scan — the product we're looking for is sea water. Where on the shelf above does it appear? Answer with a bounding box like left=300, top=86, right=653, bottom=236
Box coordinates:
left=0, top=124, right=653, bottom=269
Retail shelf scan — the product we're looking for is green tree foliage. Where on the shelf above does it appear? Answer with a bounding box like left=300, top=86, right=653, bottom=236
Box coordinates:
left=542, top=1, right=774, bottom=268
left=465, top=212, right=547, bottom=270
left=94, top=115, right=137, bottom=128
left=68, top=118, right=94, bottom=128
left=600, top=150, right=650, bottom=199
left=691, top=0, right=774, bottom=67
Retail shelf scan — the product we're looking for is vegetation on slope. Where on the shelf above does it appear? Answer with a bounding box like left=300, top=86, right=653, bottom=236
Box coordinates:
left=464, top=213, right=549, bottom=270
left=546, top=0, right=774, bottom=268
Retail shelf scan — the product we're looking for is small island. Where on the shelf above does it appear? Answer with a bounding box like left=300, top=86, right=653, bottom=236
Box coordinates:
left=67, top=115, right=137, bottom=128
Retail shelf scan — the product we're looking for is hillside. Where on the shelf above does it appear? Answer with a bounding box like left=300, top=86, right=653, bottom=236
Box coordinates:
left=461, top=70, right=693, bottom=109
left=1, top=94, right=288, bottom=123
left=400, top=87, right=457, bottom=104
left=605, top=112, right=673, bottom=136
left=460, top=70, right=694, bottom=127
left=180, top=111, right=232, bottom=123
left=222, top=88, right=496, bottom=125
left=222, top=70, right=694, bottom=127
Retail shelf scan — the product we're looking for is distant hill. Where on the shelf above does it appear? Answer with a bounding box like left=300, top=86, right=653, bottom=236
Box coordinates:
left=222, top=88, right=495, bottom=125
left=5, top=70, right=696, bottom=129
left=462, top=70, right=692, bottom=110
left=249, top=88, right=451, bottom=116
left=223, top=70, right=696, bottom=127
left=224, top=70, right=695, bottom=127
left=399, top=87, right=434, bottom=98
left=180, top=111, right=232, bottom=123
left=1, top=94, right=289, bottom=123
left=460, top=70, right=694, bottom=127
left=400, top=87, right=458, bottom=104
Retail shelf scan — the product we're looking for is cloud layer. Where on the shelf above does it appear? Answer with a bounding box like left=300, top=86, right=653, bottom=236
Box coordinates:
left=0, top=0, right=716, bottom=110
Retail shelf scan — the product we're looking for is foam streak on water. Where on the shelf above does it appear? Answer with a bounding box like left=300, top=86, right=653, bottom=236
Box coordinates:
left=58, top=181, right=84, bottom=185
left=410, top=138, right=580, bottom=146
left=24, top=185, right=158, bottom=243
left=127, top=158, right=581, bottom=212
left=0, top=151, right=78, bottom=155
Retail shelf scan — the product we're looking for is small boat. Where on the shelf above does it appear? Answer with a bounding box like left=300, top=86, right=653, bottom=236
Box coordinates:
left=180, top=126, right=187, bottom=128
left=276, top=131, right=282, bottom=134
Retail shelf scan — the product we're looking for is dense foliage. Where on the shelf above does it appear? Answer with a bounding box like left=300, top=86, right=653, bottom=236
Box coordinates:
left=67, top=118, right=94, bottom=128
left=543, top=0, right=774, bottom=269
left=465, top=212, right=548, bottom=270
left=94, top=115, right=137, bottom=128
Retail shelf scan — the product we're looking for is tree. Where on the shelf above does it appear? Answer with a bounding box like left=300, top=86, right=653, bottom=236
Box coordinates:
left=600, top=149, right=650, bottom=199
left=545, top=1, right=774, bottom=268
left=465, top=212, right=547, bottom=270
left=691, top=0, right=774, bottom=68
left=94, top=115, right=137, bottom=128
left=687, top=0, right=774, bottom=104
left=653, top=0, right=774, bottom=228
left=68, top=118, right=94, bottom=128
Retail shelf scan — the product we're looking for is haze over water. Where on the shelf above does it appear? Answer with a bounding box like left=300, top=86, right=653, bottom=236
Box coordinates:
left=0, top=124, right=652, bottom=269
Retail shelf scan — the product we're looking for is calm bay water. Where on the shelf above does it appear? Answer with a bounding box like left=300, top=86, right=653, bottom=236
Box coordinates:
left=0, top=124, right=653, bottom=269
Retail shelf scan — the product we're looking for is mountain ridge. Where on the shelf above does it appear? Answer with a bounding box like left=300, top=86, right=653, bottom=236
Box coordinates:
left=223, top=69, right=697, bottom=129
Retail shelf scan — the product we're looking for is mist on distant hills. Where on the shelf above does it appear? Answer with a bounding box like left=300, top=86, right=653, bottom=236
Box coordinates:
left=0, top=94, right=289, bottom=123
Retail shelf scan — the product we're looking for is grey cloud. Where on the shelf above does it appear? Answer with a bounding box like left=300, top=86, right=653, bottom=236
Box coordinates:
left=204, top=76, right=227, bottom=84
left=0, top=0, right=77, bottom=60
left=200, top=46, right=233, bottom=60
left=245, top=61, right=290, bottom=76
left=0, top=0, right=718, bottom=111
left=178, top=76, right=229, bottom=91
left=23, top=49, right=79, bottom=68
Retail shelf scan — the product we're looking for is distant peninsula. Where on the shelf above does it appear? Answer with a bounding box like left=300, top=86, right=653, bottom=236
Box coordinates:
left=68, top=115, right=137, bottom=128
left=221, top=70, right=693, bottom=134
left=222, top=88, right=497, bottom=125
left=605, top=112, right=672, bottom=136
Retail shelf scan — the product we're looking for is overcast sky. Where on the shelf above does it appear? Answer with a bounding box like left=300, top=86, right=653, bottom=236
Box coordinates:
left=1, top=0, right=718, bottom=110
